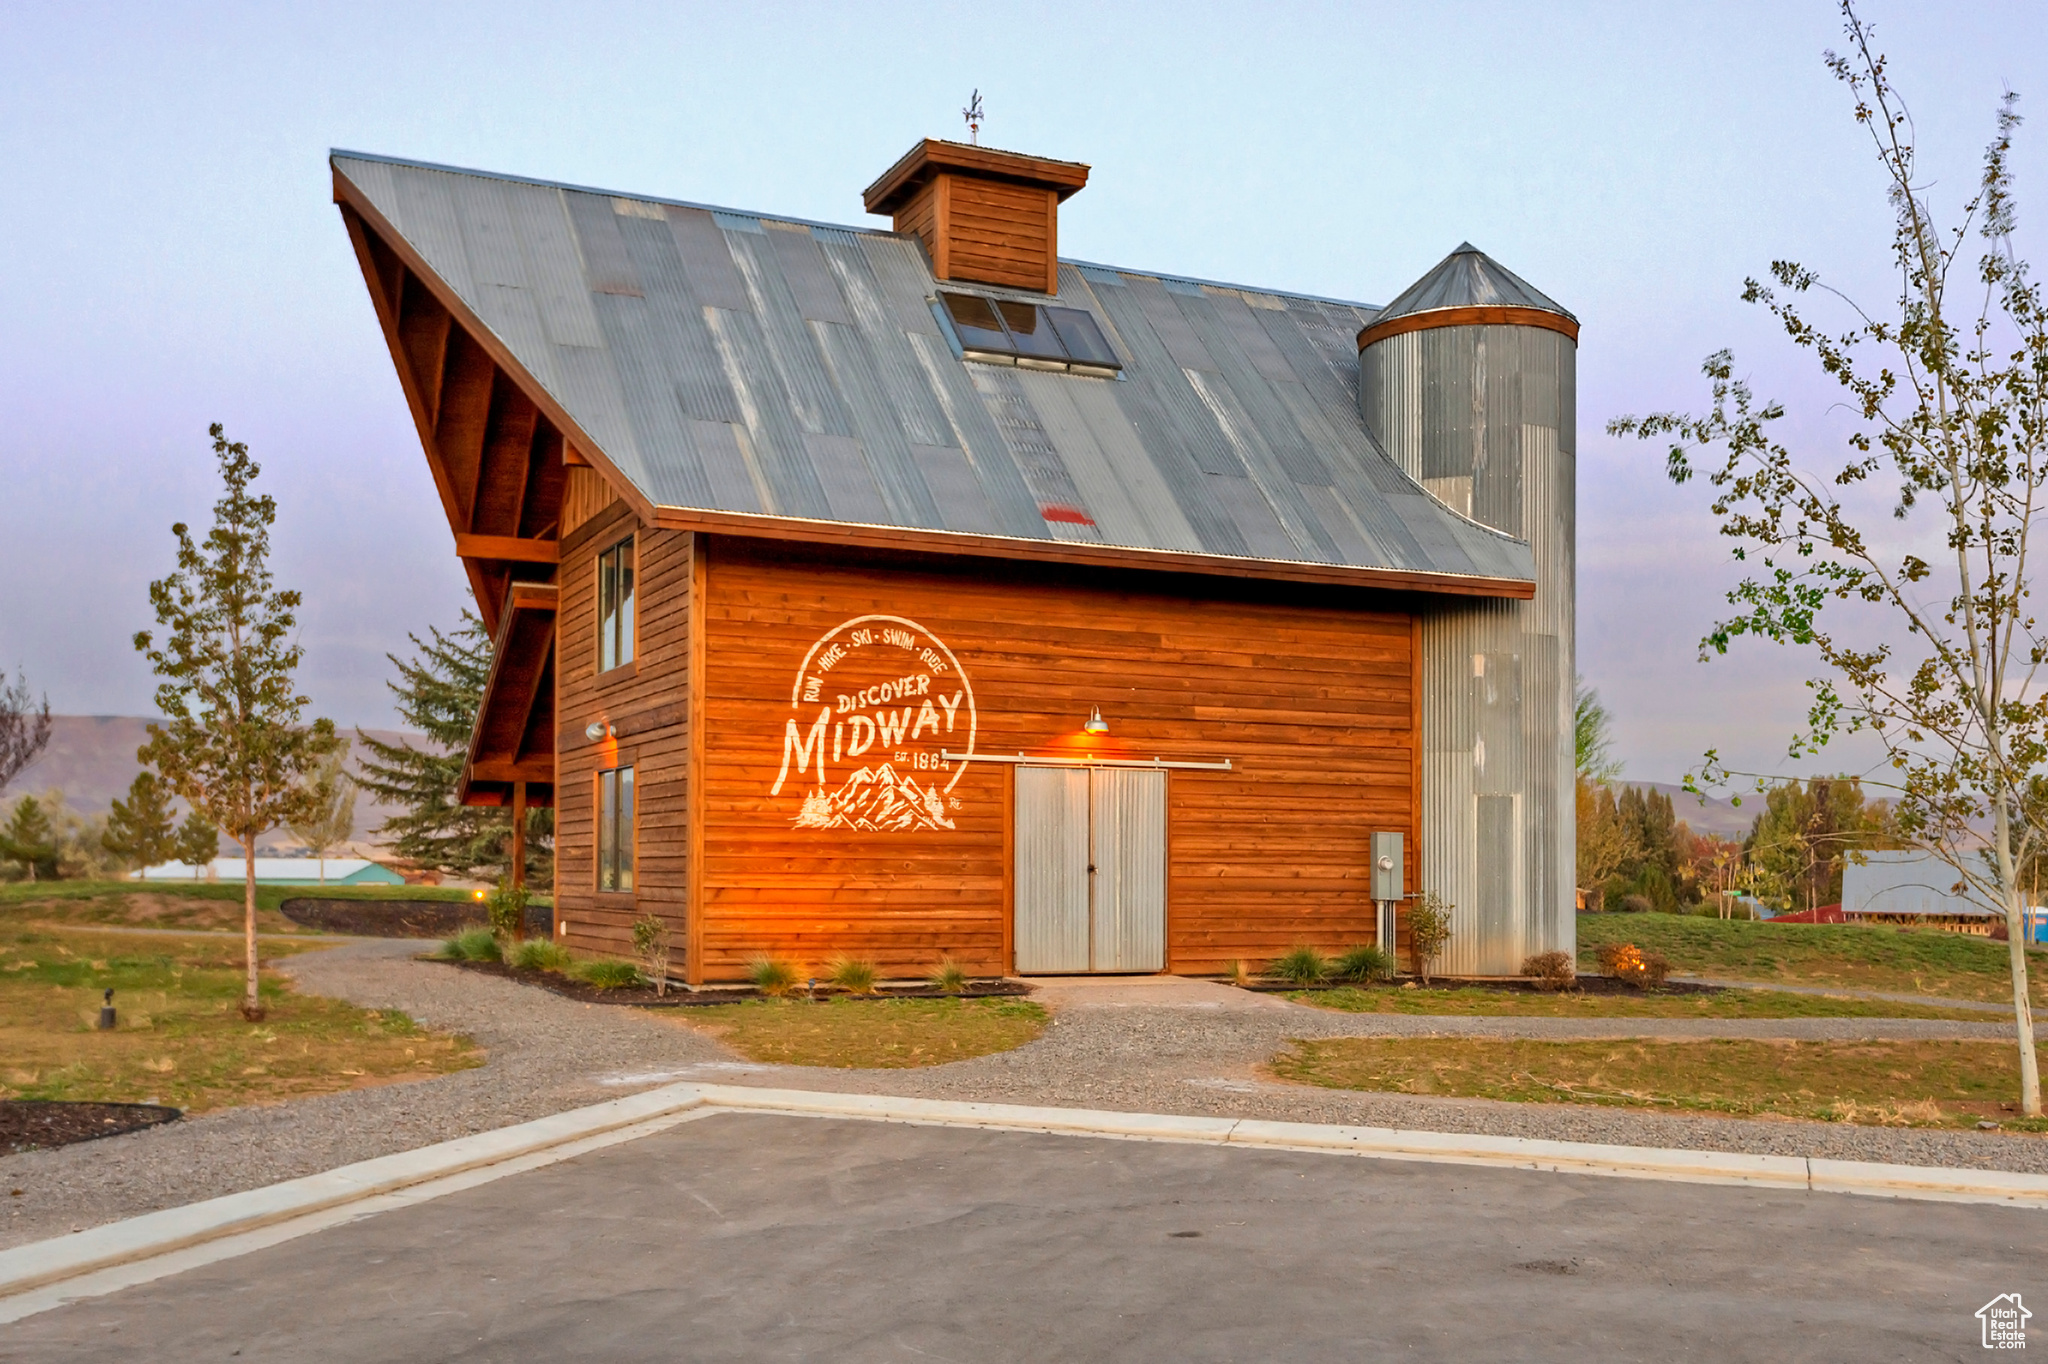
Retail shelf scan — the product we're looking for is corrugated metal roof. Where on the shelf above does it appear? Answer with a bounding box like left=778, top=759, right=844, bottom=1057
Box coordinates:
left=1841, top=850, right=1996, bottom=917
left=332, top=150, right=1535, bottom=586
left=1374, top=242, right=1575, bottom=325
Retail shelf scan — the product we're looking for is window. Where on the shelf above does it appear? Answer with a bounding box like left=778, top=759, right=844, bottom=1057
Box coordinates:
left=598, top=766, right=635, bottom=892
left=936, top=292, right=1122, bottom=376
left=597, top=537, right=635, bottom=671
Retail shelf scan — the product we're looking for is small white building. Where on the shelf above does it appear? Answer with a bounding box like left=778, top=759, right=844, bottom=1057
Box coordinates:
left=139, top=857, right=406, bottom=887
left=1840, top=851, right=2005, bottom=934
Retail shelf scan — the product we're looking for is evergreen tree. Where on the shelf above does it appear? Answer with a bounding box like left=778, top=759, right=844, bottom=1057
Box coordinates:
left=102, top=771, right=177, bottom=873
left=175, top=810, right=220, bottom=877
left=0, top=795, right=59, bottom=881
left=1744, top=777, right=1894, bottom=912
left=354, top=612, right=551, bottom=884
left=134, top=425, right=339, bottom=1020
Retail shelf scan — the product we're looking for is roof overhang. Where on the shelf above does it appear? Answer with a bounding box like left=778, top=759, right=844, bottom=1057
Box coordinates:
left=653, top=504, right=1534, bottom=599
left=459, top=581, right=558, bottom=808
left=863, top=138, right=1090, bottom=216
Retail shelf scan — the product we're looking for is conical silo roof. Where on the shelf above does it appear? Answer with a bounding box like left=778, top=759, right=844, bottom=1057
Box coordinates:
left=1372, top=243, right=1575, bottom=327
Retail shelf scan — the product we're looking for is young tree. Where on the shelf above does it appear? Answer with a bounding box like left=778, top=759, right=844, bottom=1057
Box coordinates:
left=0, top=795, right=59, bottom=881
left=1575, top=782, right=1642, bottom=911
left=1575, top=677, right=1624, bottom=784
left=103, top=771, right=178, bottom=874
left=0, top=668, right=53, bottom=794
left=354, top=613, right=551, bottom=884
left=1611, top=6, right=2048, bottom=1111
left=134, top=425, right=339, bottom=1021
left=287, top=745, right=356, bottom=883
left=175, top=809, right=221, bottom=879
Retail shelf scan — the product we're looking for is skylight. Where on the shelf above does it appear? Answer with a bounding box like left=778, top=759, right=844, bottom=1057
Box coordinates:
left=937, top=292, right=1122, bottom=377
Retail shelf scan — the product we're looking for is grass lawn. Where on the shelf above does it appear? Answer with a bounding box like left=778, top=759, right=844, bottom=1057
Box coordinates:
left=1577, top=911, right=2048, bottom=1006
left=0, top=880, right=514, bottom=937
left=1272, top=1036, right=2047, bottom=1130
left=674, top=997, right=1047, bottom=1068
left=0, top=923, right=480, bottom=1113
left=1291, top=984, right=1994, bottom=1022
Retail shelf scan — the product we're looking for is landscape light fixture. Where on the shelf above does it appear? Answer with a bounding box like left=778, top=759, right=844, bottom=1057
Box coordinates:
left=1083, top=706, right=1109, bottom=735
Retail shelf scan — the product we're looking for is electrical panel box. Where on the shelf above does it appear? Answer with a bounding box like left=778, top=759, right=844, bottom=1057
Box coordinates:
left=1371, top=831, right=1404, bottom=902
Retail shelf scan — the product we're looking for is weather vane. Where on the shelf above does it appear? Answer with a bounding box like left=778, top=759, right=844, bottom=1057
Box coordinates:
left=962, top=90, right=984, bottom=145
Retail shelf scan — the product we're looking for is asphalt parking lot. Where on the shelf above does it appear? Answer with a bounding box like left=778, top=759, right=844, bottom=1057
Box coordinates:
left=7, top=1112, right=2041, bottom=1362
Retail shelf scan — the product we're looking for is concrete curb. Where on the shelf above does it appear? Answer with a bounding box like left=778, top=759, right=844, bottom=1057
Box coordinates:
left=6, top=1083, right=2047, bottom=1312
left=0, top=1084, right=710, bottom=1300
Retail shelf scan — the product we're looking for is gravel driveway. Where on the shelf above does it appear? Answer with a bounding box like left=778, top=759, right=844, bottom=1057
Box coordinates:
left=3, top=939, right=2042, bottom=1251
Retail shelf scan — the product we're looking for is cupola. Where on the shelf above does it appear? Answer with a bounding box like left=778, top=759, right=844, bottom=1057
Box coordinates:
left=863, top=139, right=1089, bottom=295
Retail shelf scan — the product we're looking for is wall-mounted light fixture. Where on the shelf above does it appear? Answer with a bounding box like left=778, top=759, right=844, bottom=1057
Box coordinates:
left=585, top=721, right=615, bottom=742
left=1083, top=706, right=1109, bottom=735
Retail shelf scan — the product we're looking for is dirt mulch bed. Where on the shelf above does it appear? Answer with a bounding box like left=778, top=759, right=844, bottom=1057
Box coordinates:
left=426, top=956, right=1033, bottom=1007
left=1242, top=975, right=1727, bottom=997
left=280, top=898, right=552, bottom=939
left=2, top=1100, right=182, bottom=1155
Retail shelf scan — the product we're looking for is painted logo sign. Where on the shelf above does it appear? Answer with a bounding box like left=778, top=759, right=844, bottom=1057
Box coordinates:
left=771, top=615, right=976, bottom=831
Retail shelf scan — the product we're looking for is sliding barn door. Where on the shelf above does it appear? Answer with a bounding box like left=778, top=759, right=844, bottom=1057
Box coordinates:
left=1013, top=766, right=1166, bottom=973
left=1090, top=768, right=1166, bottom=971
left=1013, top=766, right=1091, bottom=973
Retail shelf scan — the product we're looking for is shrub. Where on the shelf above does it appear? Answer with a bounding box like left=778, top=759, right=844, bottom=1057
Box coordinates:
left=747, top=955, right=799, bottom=997
left=828, top=955, right=879, bottom=994
left=928, top=957, right=969, bottom=994
left=575, top=958, right=644, bottom=989
left=1334, top=943, right=1396, bottom=984
left=1405, top=892, right=1455, bottom=985
left=631, top=915, right=672, bottom=998
left=1520, top=950, right=1576, bottom=991
left=442, top=927, right=501, bottom=962
left=1595, top=942, right=1671, bottom=988
left=1271, top=944, right=1332, bottom=986
left=485, top=881, right=530, bottom=942
left=511, top=938, right=572, bottom=972
left=1619, top=894, right=1654, bottom=914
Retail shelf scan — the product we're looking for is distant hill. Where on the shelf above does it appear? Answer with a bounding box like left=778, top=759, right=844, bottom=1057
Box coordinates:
left=4, top=716, right=436, bottom=854
left=1632, top=781, right=1755, bottom=839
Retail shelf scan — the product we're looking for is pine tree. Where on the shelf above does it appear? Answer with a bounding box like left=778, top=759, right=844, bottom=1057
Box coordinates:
left=134, top=425, right=339, bottom=1021
left=354, top=612, right=551, bottom=883
left=1, top=795, right=59, bottom=881
left=175, top=810, right=220, bottom=877
left=103, top=771, right=177, bottom=873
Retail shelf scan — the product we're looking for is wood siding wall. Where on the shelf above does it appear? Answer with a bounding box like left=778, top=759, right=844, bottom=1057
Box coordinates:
left=554, top=512, right=694, bottom=960
left=684, top=538, right=1416, bottom=980
left=561, top=465, right=621, bottom=541
left=894, top=174, right=1059, bottom=294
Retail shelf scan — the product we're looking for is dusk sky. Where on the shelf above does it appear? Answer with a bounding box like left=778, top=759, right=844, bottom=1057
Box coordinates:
left=3, top=1, right=2043, bottom=785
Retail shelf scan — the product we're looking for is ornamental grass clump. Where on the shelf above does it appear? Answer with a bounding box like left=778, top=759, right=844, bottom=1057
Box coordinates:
left=1228, top=959, right=1256, bottom=987
left=632, top=914, right=672, bottom=997
left=747, top=955, right=799, bottom=997
left=928, top=957, right=969, bottom=995
left=511, top=938, right=573, bottom=972
left=1335, top=944, right=1397, bottom=984
left=828, top=955, right=879, bottom=995
left=1272, top=945, right=1332, bottom=986
left=575, top=959, right=644, bottom=989
left=441, top=927, right=501, bottom=963
left=1520, top=950, right=1577, bottom=992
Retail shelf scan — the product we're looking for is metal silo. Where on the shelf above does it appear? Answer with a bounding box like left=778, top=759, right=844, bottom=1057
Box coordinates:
left=1359, top=244, right=1577, bottom=974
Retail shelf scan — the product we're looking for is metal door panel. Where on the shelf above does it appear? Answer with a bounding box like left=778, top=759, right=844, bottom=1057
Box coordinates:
left=1090, top=768, right=1167, bottom=972
left=1013, top=767, right=1091, bottom=973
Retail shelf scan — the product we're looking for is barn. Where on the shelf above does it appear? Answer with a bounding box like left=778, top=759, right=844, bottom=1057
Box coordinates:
left=332, top=135, right=1576, bottom=981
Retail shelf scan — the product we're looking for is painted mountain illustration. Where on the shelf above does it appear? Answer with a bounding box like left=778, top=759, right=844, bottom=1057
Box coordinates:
left=793, top=764, right=956, bottom=832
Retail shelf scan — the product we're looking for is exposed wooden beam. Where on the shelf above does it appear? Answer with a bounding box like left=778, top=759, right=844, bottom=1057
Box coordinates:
left=508, top=620, right=556, bottom=763
left=435, top=337, right=495, bottom=531
left=457, top=534, right=560, bottom=564
left=468, top=758, right=556, bottom=783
